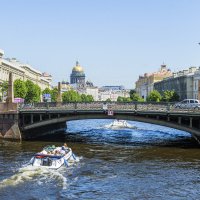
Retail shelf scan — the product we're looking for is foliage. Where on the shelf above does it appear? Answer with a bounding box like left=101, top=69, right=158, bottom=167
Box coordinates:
left=129, top=89, right=136, bottom=98
left=86, top=95, right=94, bottom=102
left=34, top=84, right=41, bottom=102
left=51, top=87, right=59, bottom=102
left=0, top=81, right=8, bottom=101
left=146, top=90, right=162, bottom=102
left=117, top=96, right=132, bottom=102
left=25, top=80, right=41, bottom=103
left=62, top=90, right=82, bottom=102
left=130, top=93, right=144, bottom=102
left=14, top=79, right=27, bottom=98
left=42, top=88, right=52, bottom=95
left=105, top=98, right=112, bottom=102
left=161, top=90, right=180, bottom=102
left=81, top=94, right=94, bottom=102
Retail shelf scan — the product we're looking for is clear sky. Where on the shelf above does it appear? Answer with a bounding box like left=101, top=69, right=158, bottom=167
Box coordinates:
left=1, top=0, right=200, bottom=88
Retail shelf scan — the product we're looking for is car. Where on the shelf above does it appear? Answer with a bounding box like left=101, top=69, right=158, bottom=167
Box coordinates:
left=174, top=99, right=200, bottom=110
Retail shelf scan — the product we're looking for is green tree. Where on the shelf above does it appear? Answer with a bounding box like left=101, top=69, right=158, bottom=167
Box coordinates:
left=146, top=90, right=162, bottom=102
left=51, top=87, right=58, bottom=102
left=42, top=87, right=52, bottom=95
left=25, top=80, right=41, bottom=103
left=14, top=79, right=27, bottom=99
left=130, top=89, right=136, bottom=99
left=81, top=94, right=87, bottom=102
left=62, top=90, right=81, bottom=102
left=34, top=84, right=41, bottom=102
left=0, top=81, right=8, bottom=102
left=117, top=96, right=124, bottom=102
left=170, top=91, right=179, bottom=102
left=86, top=95, right=94, bottom=102
left=162, top=90, right=180, bottom=102
left=105, top=98, right=112, bottom=102
left=131, top=93, right=144, bottom=102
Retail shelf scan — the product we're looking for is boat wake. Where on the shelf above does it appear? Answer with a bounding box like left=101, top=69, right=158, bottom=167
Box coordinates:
left=104, top=120, right=137, bottom=130
left=0, top=156, right=82, bottom=190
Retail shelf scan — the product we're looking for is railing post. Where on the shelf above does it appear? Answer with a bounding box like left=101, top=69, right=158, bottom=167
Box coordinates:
left=31, top=114, right=33, bottom=124
left=167, top=103, right=170, bottom=111
left=134, top=102, right=137, bottom=111
left=178, top=117, right=181, bottom=124
left=190, top=117, right=193, bottom=128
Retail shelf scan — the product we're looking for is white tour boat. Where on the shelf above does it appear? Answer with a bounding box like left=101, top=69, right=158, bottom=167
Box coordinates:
left=106, top=120, right=133, bottom=129
left=28, top=145, right=76, bottom=169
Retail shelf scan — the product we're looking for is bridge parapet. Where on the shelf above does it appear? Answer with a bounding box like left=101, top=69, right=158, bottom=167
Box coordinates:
left=18, top=102, right=200, bottom=113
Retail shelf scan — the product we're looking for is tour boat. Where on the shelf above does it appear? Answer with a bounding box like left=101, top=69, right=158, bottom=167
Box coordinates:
left=28, top=145, right=76, bottom=169
left=106, top=120, right=132, bottom=129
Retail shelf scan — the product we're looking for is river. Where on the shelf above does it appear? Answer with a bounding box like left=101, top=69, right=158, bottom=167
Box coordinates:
left=0, top=119, right=200, bottom=200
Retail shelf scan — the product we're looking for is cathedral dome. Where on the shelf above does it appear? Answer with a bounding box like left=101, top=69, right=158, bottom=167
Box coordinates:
left=72, top=61, right=84, bottom=72
left=70, top=61, right=86, bottom=84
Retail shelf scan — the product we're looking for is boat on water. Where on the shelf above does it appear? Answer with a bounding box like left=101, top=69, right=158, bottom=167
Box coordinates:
left=28, top=145, right=77, bottom=169
left=106, top=119, right=133, bottom=129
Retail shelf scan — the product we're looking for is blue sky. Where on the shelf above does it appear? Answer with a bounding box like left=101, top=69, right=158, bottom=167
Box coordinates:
left=0, top=0, right=200, bottom=88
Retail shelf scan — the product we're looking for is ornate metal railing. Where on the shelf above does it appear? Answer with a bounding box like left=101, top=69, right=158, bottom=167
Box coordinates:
left=18, top=102, right=200, bottom=113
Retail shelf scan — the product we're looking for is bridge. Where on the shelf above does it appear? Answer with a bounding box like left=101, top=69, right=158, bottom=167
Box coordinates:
left=1, top=101, right=200, bottom=142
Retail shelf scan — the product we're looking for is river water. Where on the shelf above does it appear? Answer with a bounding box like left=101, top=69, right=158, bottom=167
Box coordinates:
left=0, top=119, right=200, bottom=200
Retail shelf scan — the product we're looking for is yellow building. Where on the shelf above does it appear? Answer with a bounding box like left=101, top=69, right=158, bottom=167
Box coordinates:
left=135, top=64, right=172, bottom=100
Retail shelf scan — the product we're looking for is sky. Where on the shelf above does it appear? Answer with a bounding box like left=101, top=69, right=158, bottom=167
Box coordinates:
left=0, top=0, right=200, bottom=89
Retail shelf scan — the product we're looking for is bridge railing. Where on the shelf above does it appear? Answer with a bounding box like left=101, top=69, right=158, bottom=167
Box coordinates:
left=18, top=102, right=173, bottom=112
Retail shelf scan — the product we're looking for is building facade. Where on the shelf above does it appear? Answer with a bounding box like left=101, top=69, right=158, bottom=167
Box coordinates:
left=154, top=67, right=198, bottom=100
left=0, top=49, right=52, bottom=91
left=98, top=86, right=130, bottom=101
left=135, top=64, right=172, bottom=100
left=193, top=67, right=200, bottom=100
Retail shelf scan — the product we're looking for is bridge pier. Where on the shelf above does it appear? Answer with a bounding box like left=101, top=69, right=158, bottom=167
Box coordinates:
left=0, top=112, right=21, bottom=140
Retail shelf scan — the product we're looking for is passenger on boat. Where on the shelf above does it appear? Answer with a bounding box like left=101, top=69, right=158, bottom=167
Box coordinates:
left=62, top=143, right=68, bottom=150
left=61, top=143, right=69, bottom=153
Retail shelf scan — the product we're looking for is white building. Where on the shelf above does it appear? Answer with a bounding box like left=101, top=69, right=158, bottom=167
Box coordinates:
left=0, top=49, right=52, bottom=91
left=193, top=67, right=200, bottom=100
left=98, top=86, right=130, bottom=101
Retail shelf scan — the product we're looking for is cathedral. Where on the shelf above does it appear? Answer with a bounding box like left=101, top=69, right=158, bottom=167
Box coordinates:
left=70, top=61, right=85, bottom=84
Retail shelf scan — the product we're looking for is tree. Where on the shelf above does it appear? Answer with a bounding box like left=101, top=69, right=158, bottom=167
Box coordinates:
left=131, top=93, right=144, bottom=102
left=0, top=81, right=8, bottom=102
left=25, top=80, right=41, bottom=103
left=130, top=89, right=136, bottom=99
left=62, top=90, right=81, bottom=102
left=146, top=90, right=162, bottom=102
left=14, top=79, right=27, bottom=99
left=86, top=95, right=94, bottom=102
left=42, top=87, right=52, bottom=95
left=170, top=91, right=179, bottom=102
left=105, top=98, right=112, bottom=102
left=81, top=94, right=87, bottom=102
left=162, top=90, right=180, bottom=102
left=51, top=87, right=58, bottom=102
left=34, top=84, right=41, bottom=102
left=117, top=96, right=124, bottom=102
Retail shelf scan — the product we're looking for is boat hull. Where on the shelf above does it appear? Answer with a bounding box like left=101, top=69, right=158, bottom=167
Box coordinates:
left=30, top=149, right=73, bottom=169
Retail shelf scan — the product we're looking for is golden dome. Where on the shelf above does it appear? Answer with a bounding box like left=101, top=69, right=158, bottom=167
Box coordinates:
left=72, top=61, right=84, bottom=72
